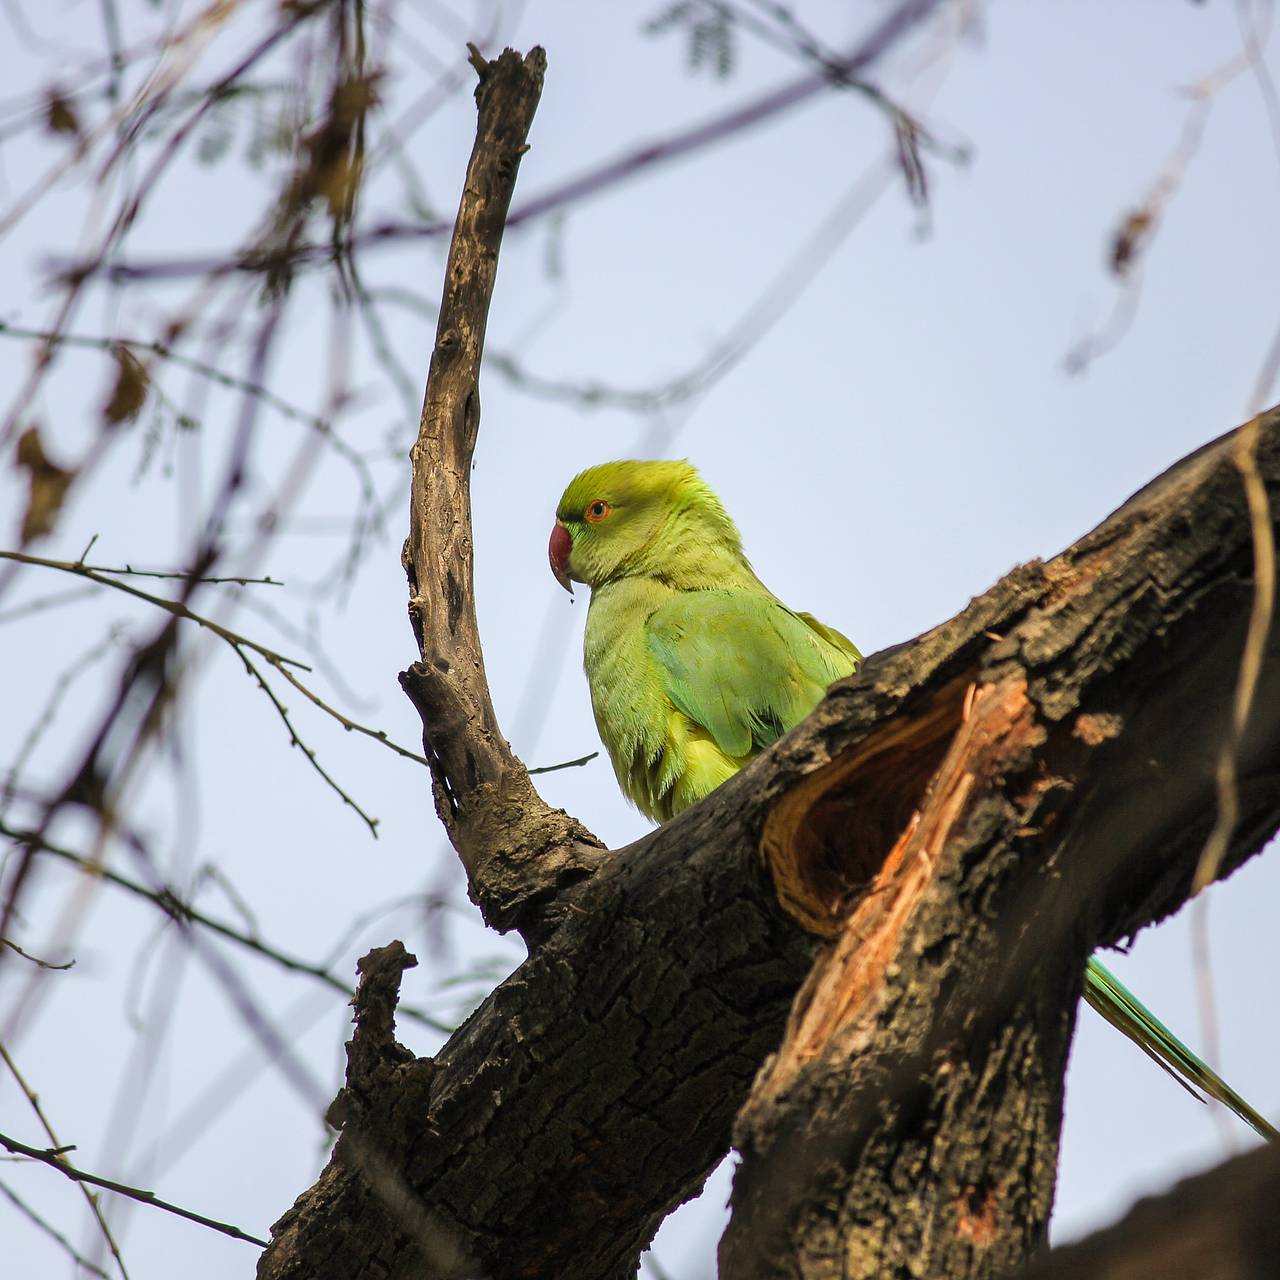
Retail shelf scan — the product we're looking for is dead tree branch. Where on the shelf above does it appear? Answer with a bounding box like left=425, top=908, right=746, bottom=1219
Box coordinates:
left=1020, top=1141, right=1280, bottom=1279
left=397, top=45, right=608, bottom=938
left=719, top=414, right=1280, bottom=1279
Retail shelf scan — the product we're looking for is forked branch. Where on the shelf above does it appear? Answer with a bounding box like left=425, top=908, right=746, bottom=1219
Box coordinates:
left=397, top=46, right=606, bottom=938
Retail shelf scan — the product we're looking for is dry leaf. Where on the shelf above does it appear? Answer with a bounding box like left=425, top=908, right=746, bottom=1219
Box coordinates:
left=102, top=346, right=150, bottom=425
left=45, top=90, right=81, bottom=138
left=1110, top=208, right=1153, bottom=277
left=15, top=425, right=76, bottom=544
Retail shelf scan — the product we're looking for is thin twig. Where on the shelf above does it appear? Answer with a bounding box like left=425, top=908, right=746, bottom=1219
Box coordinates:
left=1, top=937, right=74, bottom=969
left=0, top=1129, right=268, bottom=1248
left=75, top=563, right=281, bottom=586
left=0, top=549, right=431, bottom=828
left=0, top=820, right=452, bottom=1033
left=0, top=1177, right=112, bottom=1279
left=1193, top=417, right=1278, bottom=895
left=0, top=320, right=378, bottom=500
left=227, top=642, right=381, bottom=835
left=528, top=752, right=598, bottom=775
left=0, top=549, right=309, bottom=668
left=0, top=585, right=97, bottom=623
left=87, top=0, right=949, bottom=282
left=0, top=1041, right=129, bottom=1278
left=1, top=623, right=125, bottom=816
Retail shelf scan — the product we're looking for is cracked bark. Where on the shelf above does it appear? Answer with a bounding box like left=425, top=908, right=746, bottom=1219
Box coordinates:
left=721, top=418, right=1280, bottom=1280
left=396, top=44, right=608, bottom=942
left=255, top=38, right=1280, bottom=1280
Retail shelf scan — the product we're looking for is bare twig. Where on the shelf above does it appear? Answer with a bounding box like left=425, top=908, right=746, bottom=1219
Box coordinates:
left=0, top=820, right=452, bottom=1033
left=707, top=0, right=966, bottom=204
left=1, top=937, right=73, bottom=969
left=76, top=563, right=280, bottom=586
left=0, top=585, right=97, bottom=623
left=0, top=549, right=308, bottom=666
left=0, top=1177, right=112, bottom=1280
left=0, top=1040, right=129, bottom=1278
left=0, top=1129, right=268, bottom=1248
left=87, top=0, right=948, bottom=282
left=528, top=751, right=598, bottom=775
left=0, top=548, right=431, bottom=832
left=1, top=624, right=125, bottom=816
left=1193, top=415, right=1278, bottom=893
left=1069, top=9, right=1277, bottom=372
left=0, top=320, right=379, bottom=503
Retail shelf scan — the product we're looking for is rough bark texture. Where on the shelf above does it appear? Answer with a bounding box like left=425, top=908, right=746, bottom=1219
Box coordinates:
left=720, top=417, right=1280, bottom=1280
left=257, top=410, right=1280, bottom=1280
left=254, top=37, right=1280, bottom=1280
left=397, top=44, right=608, bottom=941
left=1020, top=1142, right=1280, bottom=1280
left=258, top=824, right=816, bottom=1280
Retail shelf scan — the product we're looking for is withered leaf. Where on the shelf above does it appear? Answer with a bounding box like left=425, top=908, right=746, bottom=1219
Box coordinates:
left=1110, top=208, right=1154, bottom=278
left=15, top=425, right=76, bottom=544
left=45, top=90, right=81, bottom=138
left=102, top=346, right=150, bottom=425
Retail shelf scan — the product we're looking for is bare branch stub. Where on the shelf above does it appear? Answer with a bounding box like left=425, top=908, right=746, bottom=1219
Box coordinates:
left=397, top=46, right=606, bottom=938
left=325, top=941, right=421, bottom=1133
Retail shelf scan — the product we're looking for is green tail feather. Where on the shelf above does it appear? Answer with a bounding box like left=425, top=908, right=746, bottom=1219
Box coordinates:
left=1084, top=957, right=1278, bottom=1143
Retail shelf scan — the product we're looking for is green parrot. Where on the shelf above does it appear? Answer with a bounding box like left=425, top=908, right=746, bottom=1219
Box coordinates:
left=550, top=457, right=1277, bottom=1143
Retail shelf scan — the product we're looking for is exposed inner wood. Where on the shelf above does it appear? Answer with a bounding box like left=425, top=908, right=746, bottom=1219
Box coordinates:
left=761, top=672, right=973, bottom=936
left=755, top=674, right=1043, bottom=1104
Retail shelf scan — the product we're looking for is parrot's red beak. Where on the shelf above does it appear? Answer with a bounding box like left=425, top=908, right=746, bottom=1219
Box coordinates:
left=549, top=522, right=573, bottom=595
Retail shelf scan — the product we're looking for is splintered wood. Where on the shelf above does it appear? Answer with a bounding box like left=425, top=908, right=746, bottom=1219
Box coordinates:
left=758, top=674, right=1040, bottom=1098
left=760, top=673, right=973, bottom=936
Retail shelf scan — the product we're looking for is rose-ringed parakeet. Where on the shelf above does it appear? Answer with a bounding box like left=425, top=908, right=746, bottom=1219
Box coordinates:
left=549, top=457, right=1276, bottom=1142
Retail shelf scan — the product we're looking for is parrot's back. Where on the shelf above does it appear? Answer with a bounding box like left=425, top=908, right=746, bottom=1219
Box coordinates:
left=584, top=575, right=858, bottom=822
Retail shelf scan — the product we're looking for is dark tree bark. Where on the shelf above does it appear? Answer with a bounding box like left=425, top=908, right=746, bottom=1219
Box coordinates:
left=256, top=40, right=1280, bottom=1280
left=1020, top=1142, right=1280, bottom=1280
left=395, top=45, right=609, bottom=942
left=719, top=420, right=1280, bottom=1279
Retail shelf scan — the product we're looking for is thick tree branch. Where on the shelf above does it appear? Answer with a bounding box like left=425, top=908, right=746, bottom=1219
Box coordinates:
left=259, top=409, right=1280, bottom=1280
left=397, top=45, right=607, bottom=938
left=256, top=32, right=1280, bottom=1280
left=1019, top=1141, right=1280, bottom=1279
left=720, top=414, right=1280, bottom=1279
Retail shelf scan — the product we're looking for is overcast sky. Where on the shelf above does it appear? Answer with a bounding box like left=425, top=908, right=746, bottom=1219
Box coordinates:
left=2, top=2, right=1279, bottom=1277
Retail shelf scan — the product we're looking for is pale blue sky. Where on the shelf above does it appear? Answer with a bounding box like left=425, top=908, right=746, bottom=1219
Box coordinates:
left=2, top=3, right=1278, bottom=1277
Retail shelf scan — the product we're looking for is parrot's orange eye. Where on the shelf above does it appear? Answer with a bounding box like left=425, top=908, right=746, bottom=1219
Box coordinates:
left=585, top=500, right=611, bottom=524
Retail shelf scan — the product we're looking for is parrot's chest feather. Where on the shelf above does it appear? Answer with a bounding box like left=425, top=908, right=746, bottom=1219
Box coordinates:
left=584, top=578, right=700, bottom=821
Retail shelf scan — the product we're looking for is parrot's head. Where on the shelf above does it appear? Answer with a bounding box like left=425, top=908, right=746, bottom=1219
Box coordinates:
left=550, top=459, right=743, bottom=593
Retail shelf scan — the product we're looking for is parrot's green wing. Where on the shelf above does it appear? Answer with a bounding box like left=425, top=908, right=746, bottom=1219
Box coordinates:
left=794, top=611, right=862, bottom=668
left=645, top=589, right=858, bottom=759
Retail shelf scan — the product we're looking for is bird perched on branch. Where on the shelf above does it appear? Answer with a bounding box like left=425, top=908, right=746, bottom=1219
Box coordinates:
left=549, top=457, right=1276, bottom=1143
left=549, top=458, right=859, bottom=821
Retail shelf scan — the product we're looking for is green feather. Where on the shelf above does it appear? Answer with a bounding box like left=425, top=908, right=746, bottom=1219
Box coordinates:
left=1084, top=958, right=1278, bottom=1142
left=646, top=590, right=855, bottom=759
left=559, top=459, right=859, bottom=821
